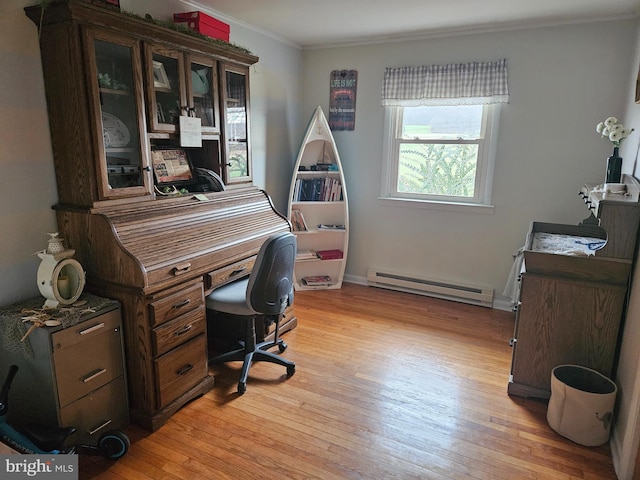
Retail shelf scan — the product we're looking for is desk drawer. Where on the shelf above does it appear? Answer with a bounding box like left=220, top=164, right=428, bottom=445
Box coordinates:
left=206, top=256, right=256, bottom=290
left=53, top=311, right=124, bottom=408
left=152, top=305, right=206, bottom=357
left=150, top=280, right=204, bottom=327
left=155, top=334, right=207, bottom=408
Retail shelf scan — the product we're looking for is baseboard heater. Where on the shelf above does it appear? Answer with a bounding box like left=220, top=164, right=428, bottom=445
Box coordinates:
left=366, top=268, right=494, bottom=308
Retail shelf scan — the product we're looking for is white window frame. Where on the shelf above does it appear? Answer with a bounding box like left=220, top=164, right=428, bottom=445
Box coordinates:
left=380, top=104, right=500, bottom=213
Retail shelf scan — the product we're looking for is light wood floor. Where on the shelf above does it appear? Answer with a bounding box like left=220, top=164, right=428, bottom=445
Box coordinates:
left=82, top=283, right=617, bottom=479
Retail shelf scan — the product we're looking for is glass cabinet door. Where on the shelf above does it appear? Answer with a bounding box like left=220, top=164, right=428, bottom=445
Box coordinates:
left=87, top=29, right=150, bottom=199
left=188, top=55, right=219, bottom=135
left=146, top=47, right=186, bottom=133
left=221, top=63, right=252, bottom=184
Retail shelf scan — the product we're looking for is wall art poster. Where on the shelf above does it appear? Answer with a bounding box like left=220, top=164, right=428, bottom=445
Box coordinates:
left=329, top=70, right=357, bottom=131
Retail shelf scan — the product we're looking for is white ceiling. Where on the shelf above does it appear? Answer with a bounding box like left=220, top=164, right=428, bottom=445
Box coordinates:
left=185, top=0, right=640, bottom=48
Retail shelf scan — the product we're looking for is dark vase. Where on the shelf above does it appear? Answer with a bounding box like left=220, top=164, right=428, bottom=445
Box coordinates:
left=605, top=147, right=622, bottom=184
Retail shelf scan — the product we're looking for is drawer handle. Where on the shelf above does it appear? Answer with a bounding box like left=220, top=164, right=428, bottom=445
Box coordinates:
left=176, top=364, right=193, bottom=376
left=229, top=266, right=246, bottom=277
left=175, top=324, right=193, bottom=336
left=79, top=322, right=105, bottom=335
left=82, top=368, right=107, bottom=383
left=172, top=263, right=192, bottom=276
left=172, top=299, right=191, bottom=309
left=87, top=419, right=112, bottom=436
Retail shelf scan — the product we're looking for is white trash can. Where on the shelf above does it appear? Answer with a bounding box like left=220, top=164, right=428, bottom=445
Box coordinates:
left=547, top=365, right=617, bottom=447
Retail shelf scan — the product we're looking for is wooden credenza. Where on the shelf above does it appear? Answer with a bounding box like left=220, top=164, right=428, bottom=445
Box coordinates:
left=508, top=175, right=640, bottom=399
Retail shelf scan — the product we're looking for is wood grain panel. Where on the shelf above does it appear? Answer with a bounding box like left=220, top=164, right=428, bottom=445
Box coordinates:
left=511, top=274, right=624, bottom=394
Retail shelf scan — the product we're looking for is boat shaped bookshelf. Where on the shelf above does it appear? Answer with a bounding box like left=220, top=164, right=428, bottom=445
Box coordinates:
left=288, top=106, right=349, bottom=290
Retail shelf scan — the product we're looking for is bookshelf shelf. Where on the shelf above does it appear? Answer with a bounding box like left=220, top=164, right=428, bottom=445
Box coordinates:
left=287, top=107, right=349, bottom=290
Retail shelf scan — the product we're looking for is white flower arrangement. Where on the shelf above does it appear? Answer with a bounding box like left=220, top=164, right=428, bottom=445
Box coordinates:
left=596, top=117, right=634, bottom=147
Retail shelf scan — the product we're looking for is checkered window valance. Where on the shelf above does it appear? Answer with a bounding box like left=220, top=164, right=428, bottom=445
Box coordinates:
left=381, top=58, right=509, bottom=106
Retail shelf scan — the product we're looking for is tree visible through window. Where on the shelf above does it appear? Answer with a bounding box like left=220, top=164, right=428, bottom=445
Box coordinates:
left=383, top=103, right=498, bottom=206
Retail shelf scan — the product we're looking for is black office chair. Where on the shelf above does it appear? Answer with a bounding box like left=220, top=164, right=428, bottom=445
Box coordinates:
left=206, top=232, right=297, bottom=394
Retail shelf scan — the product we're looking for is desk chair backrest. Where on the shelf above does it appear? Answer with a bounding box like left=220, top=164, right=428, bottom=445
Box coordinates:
left=246, top=232, right=296, bottom=316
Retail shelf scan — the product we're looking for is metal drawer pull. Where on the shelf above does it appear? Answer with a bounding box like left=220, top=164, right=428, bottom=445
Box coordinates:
left=172, top=299, right=191, bottom=309
left=172, top=263, right=192, bottom=275
left=82, top=368, right=107, bottom=383
left=79, top=322, right=105, bottom=335
left=175, top=324, right=193, bottom=336
left=87, top=419, right=112, bottom=436
left=176, top=364, right=193, bottom=376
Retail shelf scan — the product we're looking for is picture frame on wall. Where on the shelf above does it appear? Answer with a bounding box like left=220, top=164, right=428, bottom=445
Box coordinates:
left=329, top=70, right=357, bottom=131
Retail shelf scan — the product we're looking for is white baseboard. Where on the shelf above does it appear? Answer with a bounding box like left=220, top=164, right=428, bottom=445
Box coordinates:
left=343, top=274, right=513, bottom=311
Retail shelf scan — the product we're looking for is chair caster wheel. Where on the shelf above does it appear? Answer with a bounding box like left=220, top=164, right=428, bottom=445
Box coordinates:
left=278, top=342, right=287, bottom=353
left=237, top=382, right=246, bottom=394
left=287, top=365, right=295, bottom=376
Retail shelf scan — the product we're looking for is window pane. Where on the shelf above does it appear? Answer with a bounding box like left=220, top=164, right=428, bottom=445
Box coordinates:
left=401, top=105, right=483, bottom=140
left=398, top=143, right=478, bottom=197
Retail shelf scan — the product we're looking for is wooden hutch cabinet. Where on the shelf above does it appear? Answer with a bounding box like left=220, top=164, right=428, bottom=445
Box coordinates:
left=25, top=0, right=293, bottom=431
left=508, top=175, right=640, bottom=399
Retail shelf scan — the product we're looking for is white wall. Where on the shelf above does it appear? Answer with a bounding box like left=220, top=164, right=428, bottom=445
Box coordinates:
left=0, top=0, right=302, bottom=307
left=610, top=20, right=640, bottom=480
left=301, top=21, right=636, bottom=305
left=0, top=0, right=58, bottom=305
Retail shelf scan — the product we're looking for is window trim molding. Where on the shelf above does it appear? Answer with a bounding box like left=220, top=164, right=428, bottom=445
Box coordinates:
left=377, top=195, right=495, bottom=214
left=380, top=103, right=501, bottom=209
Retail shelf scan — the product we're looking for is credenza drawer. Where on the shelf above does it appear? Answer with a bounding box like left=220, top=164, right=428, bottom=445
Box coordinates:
left=206, top=256, right=256, bottom=290
left=152, top=305, right=206, bottom=357
left=53, top=311, right=124, bottom=408
left=149, top=280, right=204, bottom=327
left=154, top=334, right=207, bottom=408
left=59, top=376, right=128, bottom=447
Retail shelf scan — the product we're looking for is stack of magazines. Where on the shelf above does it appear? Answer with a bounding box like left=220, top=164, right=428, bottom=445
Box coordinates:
left=296, top=249, right=317, bottom=261
left=301, top=275, right=332, bottom=286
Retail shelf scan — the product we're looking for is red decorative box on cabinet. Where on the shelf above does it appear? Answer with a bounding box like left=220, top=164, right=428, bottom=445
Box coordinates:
left=173, top=11, right=230, bottom=42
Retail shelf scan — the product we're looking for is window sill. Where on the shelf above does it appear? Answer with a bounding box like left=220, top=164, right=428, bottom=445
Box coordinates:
left=377, top=196, right=495, bottom=214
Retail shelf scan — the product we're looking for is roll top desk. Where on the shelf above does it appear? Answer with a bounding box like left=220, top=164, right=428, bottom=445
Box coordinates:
left=25, top=1, right=292, bottom=430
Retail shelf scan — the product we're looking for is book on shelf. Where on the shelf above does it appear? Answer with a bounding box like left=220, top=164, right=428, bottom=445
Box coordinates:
left=301, top=275, right=333, bottom=286
left=296, top=249, right=318, bottom=260
left=290, top=208, right=308, bottom=231
left=316, top=249, right=343, bottom=260
left=318, top=224, right=345, bottom=230
left=292, top=177, right=342, bottom=202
